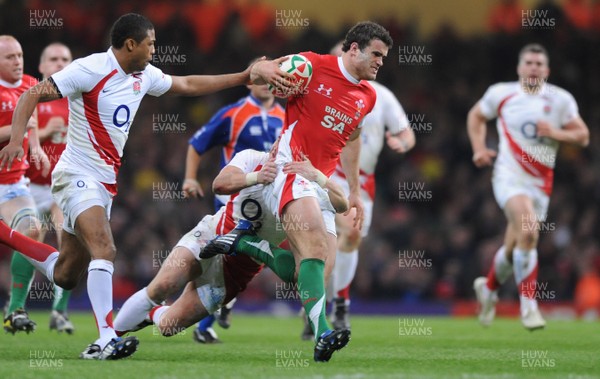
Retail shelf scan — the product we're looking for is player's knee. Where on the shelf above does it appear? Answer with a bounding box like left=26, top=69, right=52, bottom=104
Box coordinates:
left=519, top=227, right=539, bottom=248
left=149, top=280, right=177, bottom=301
left=53, top=273, right=78, bottom=290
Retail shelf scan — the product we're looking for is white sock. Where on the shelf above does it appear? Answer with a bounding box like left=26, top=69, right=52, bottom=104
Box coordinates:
left=333, top=249, right=359, bottom=296
left=114, top=287, right=158, bottom=333
left=150, top=305, right=169, bottom=327
left=492, top=246, right=512, bottom=286
left=513, top=248, right=539, bottom=316
left=88, top=259, right=117, bottom=347
left=24, top=251, right=59, bottom=283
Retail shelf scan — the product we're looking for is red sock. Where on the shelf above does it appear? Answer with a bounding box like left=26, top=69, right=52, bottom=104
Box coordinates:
left=486, top=264, right=501, bottom=291
left=337, top=285, right=350, bottom=301
left=0, top=221, right=56, bottom=261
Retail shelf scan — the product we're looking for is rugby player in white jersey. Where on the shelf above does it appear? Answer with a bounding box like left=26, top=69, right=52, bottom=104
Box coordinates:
left=468, top=43, right=589, bottom=330
left=0, top=13, right=293, bottom=360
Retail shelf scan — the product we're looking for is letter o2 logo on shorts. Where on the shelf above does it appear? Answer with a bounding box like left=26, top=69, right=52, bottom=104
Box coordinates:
left=76, top=180, right=86, bottom=188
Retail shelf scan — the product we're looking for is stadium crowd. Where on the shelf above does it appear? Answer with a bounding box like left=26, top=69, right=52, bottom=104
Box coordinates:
left=0, top=0, right=598, bottom=314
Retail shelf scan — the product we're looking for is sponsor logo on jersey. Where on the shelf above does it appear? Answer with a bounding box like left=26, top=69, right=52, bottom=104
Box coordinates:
left=315, top=83, right=333, bottom=98
left=133, top=81, right=141, bottom=95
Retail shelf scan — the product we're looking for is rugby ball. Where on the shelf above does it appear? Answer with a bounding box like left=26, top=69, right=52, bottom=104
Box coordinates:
left=268, top=54, right=313, bottom=98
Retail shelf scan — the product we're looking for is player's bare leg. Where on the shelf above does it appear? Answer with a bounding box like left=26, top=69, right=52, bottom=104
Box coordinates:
left=68, top=206, right=139, bottom=359
left=152, top=282, right=209, bottom=337
left=503, top=195, right=545, bottom=330
left=114, top=247, right=201, bottom=334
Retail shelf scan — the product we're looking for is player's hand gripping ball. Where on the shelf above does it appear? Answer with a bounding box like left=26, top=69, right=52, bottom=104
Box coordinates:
left=268, top=54, right=313, bottom=98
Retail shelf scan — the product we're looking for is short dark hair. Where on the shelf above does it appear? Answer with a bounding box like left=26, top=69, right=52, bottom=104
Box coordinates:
left=518, top=43, right=549, bottom=64
left=341, top=21, right=393, bottom=52
left=110, top=13, right=154, bottom=48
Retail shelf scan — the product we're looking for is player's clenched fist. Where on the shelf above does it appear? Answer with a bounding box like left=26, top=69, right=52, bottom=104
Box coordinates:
left=257, top=159, right=278, bottom=184
left=472, top=148, right=497, bottom=168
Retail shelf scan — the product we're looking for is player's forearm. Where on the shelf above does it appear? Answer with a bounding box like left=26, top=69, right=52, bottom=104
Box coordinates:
left=325, top=180, right=349, bottom=214
left=28, top=126, right=42, bottom=151
left=551, top=127, right=589, bottom=147
left=467, top=109, right=488, bottom=153
left=180, top=73, right=248, bottom=96
left=213, top=170, right=252, bottom=195
left=10, top=91, right=39, bottom=145
left=184, top=146, right=202, bottom=180
left=341, top=138, right=361, bottom=194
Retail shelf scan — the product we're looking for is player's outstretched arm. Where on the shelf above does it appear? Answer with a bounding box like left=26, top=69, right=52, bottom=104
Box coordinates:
left=0, top=79, right=60, bottom=171
left=467, top=101, right=497, bottom=168
left=168, top=57, right=295, bottom=96
left=212, top=159, right=278, bottom=195
left=536, top=117, right=589, bottom=147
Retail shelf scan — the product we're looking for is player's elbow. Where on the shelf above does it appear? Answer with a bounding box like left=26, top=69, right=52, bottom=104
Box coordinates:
left=579, top=129, right=590, bottom=147
left=212, top=177, right=233, bottom=195
left=333, top=197, right=349, bottom=214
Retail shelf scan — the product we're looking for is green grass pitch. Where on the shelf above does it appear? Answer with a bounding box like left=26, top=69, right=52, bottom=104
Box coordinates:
left=1, top=312, right=598, bottom=379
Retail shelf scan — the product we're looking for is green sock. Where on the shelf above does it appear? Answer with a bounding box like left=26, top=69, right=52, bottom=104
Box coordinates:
left=297, top=258, right=330, bottom=340
left=236, top=236, right=296, bottom=283
left=8, top=252, right=35, bottom=313
left=52, top=286, right=71, bottom=313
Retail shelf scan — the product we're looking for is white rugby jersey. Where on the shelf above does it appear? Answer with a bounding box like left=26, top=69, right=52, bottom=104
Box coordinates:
left=215, top=149, right=286, bottom=245
left=51, top=48, right=172, bottom=194
left=479, top=81, right=578, bottom=195
left=333, top=81, right=409, bottom=200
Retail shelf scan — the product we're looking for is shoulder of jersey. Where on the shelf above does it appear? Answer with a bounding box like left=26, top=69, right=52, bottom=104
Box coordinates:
left=74, top=52, right=113, bottom=74
left=488, top=81, right=520, bottom=95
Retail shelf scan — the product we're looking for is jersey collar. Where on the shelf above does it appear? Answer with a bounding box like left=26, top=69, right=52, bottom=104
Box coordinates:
left=0, top=77, right=22, bottom=88
left=337, top=56, right=360, bottom=85
left=107, top=48, right=128, bottom=76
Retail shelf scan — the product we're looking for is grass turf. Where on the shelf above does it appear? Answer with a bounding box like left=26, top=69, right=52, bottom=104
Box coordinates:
left=0, top=312, right=598, bottom=379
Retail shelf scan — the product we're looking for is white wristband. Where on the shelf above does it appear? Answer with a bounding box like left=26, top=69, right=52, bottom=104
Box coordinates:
left=245, top=172, right=258, bottom=186
left=315, top=171, right=328, bottom=188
